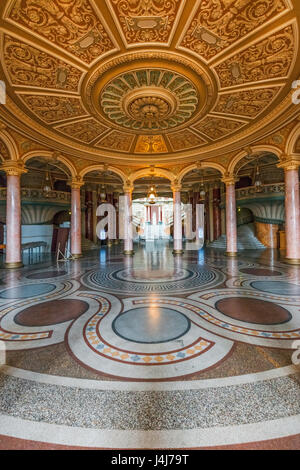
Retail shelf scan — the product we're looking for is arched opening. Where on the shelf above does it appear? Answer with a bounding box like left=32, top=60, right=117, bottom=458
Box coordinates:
left=234, top=151, right=284, bottom=249
left=81, top=168, right=124, bottom=249
left=5, top=156, right=73, bottom=257
left=132, top=176, right=175, bottom=243
left=181, top=166, right=223, bottom=246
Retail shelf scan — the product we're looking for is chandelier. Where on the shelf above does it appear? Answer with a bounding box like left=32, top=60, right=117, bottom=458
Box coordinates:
left=42, top=164, right=52, bottom=197
left=147, top=185, right=157, bottom=205
left=253, top=159, right=264, bottom=193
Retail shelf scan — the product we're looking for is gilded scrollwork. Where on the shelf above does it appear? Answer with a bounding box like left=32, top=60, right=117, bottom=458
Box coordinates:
left=8, top=0, right=115, bottom=63
left=193, top=117, right=245, bottom=140
left=96, top=130, right=134, bottom=152
left=215, top=26, right=295, bottom=87
left=18, top=95, right=86, bottom=123
left=0, top=139, right=10, bottom=160
left=109, top=0, right=181, bottom=44
left=3, top=35, right=82, bottom=91
left=181, top=0, right=288, bottom=61
left=214, top=88, right=281, bottom=118
left=135, top=135, right=168, bottom=153
left=56, top=118, right=107, bottom=143
left=167, top=129, right=206, bottom=151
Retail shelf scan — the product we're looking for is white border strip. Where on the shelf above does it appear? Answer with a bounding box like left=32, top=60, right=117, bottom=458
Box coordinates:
left=0, top=413, right=299, bottom=448
left=1, top=364, right=298, bottom=391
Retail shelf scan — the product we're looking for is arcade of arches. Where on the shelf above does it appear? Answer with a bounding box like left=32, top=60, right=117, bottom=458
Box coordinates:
left=0, top=0, right=300, bottom=451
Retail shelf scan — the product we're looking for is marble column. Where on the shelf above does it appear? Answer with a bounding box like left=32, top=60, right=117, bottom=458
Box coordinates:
left=113, top=193, right=119, bottom=244
left=85, top=189, right=93, bottom=242
left=70, top=178, right=84, bottom=259
left=172, top=184, right=183, bottom=255
left=123, top=185, right=134, bottom=256
left=213, top=185, right=221, bottom=240
left=3, top=162, right=27, bottom=269
left=283, top=163, right=300, bottom=263
left=223, top=177, right=238, bottom=257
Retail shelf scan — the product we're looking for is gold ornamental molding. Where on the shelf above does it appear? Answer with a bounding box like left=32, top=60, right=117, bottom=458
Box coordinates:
left=0, top=159, right=27, bottom=176
left=277, top=155, right=300, bottom=171
left=221, top=175, right=239, bottom=186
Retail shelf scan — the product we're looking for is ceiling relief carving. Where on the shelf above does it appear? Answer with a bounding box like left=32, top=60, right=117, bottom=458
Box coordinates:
left=215, top=25, right=295, bottom=88
left=3, top=34, right=82, bottom=91
left=55, top=118, right=107, bottom=143
left=214, top=87, right=282, bottom=118
left=193, top=117, right=245, bottom=140
left=100, top=69, right=199, bottom=131
left=135, top=135, right=168, bottom=153
left=167, top=129, right=206, bottom=151
left=0, top=0, right=298, bottom=163
left=18, top=95, right=86, bottom=123
left=0, top=139, right=10, bottom=160
left=108, top=0, right=182, bottom=45
left=7, top=0, right=116, bottom=63
left=95, top=130, right=135, bottom=152
left=180, top=0, right=289, bottom=61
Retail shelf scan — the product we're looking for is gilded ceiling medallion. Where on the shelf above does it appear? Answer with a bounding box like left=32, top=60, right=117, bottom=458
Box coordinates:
left=100, top=69, right=199, bottom=131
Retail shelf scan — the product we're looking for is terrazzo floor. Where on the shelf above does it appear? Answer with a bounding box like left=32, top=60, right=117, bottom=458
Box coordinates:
left=0, top=242, right=299, bottom=450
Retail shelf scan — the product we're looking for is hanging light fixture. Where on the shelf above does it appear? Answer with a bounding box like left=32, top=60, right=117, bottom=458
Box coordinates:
left=147, top=185, right=157, bottom=205
left=99, top=184, right=107, bottom=202
left=253, top=158, right=263, bottom=193
left=42, top=163, right=52, bottom=197
left=199, top=171, right=206, bottom=201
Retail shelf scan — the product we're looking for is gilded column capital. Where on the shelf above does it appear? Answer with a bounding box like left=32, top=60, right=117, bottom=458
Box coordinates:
left=0, top=160, right=27, bottom=176
left=171, top=181, right=182, bottom=192
left=221, top=175, right=239, bottom=186
left=277, top=156, right=300, bottom=171
left=123, top=183, right=134, bottom=194
left=68, top=177, right=84, bottom=190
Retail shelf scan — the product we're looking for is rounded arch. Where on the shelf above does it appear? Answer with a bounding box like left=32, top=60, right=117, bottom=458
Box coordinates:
left=22, top=150, right=77, bottom=178
left=129, top=168, right=176, bottom=185
left=0, top=130, right=18, bottom=161
left=285, top=121, right=300, bottom=155
left=177, top=162, right=225, bottom=185
left=79, top=164, right=127, bottom=184
left=228, top=145, right=282, bottom=176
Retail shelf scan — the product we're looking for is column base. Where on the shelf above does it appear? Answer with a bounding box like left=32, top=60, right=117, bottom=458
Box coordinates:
left=172, top=249, right=184, bottom=255
left=123, top=250, right=134, bottom=256
left=4, top=261, right=24, bottom=269
left=113, top=239, right=120, bottom=245
left=72, top=254, right=82, bottom=259
left=225, top=252, right=238, bottom=257
left=107, top=241, right=113, bottom=247
left=284, top=257, right=300, bottom=265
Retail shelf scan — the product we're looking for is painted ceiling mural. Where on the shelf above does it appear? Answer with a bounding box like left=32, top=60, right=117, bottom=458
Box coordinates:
left=0, top=0, right=299, bottom=163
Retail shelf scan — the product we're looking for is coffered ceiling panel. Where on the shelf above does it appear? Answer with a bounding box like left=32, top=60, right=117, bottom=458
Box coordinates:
left=214, top=24, right=296, bottom=88
left=55, top=118, right=108, bottom=143
left=0, top=0, right=299, bottom=163
left=5, top=0, right=118, bottom=64
left=2, top=34, right=83, bottom=91
left=178, top=0, right=290, bottom=62
left=106, top=0, right=184, bottom=46
left=17, top=94, right=87, bottom=123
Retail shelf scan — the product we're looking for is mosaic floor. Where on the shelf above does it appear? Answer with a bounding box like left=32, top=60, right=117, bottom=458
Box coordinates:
left=0, top=243, right=299, bottom=450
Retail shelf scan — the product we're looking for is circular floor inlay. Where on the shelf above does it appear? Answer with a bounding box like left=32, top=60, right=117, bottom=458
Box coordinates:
left=0, top=283, right=56, bottom=299
left=112, top=307, right=191, bottom=343
left=26, top=270, right=67, bottom=280
left=15, top=299, right=89, bottom=326
left=240, top=268, right=281, bottom=277
left=251, top=281, right=300, bottom=296
left=216, top=298, right=291, bottom=325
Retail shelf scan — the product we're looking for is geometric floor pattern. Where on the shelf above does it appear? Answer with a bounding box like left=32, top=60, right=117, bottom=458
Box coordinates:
left=0, top=243, right=299, bottom=449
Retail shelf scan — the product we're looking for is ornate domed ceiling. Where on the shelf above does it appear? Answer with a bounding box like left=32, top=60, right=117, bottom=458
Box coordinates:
left=0, top=0, right=299, bottom=165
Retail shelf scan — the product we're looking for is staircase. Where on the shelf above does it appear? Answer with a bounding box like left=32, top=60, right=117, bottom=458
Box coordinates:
left=209, top=223, right=266, bottom=250
left=82, top=237, right=99, bottom=252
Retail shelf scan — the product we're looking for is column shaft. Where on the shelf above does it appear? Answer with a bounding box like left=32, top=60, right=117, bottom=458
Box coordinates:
left=71, top=186, right=82, bottom=258
left=5, top=174, right=23, bottom=268
left=173, top=189, right=183, bottom=254
left=225, top=182, right=237, bottom=256
left=285, top=167, right=300, bottom=262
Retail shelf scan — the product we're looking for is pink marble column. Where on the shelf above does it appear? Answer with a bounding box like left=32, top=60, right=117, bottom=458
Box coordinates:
left=284, top=165, right=300, bottom=263
left=123, top=187, right=134, bottom=255
left=70, top=180, right=83, bottom=259
left=223, top=178, right=238, bottom=257
left=5, top=173, right=23, bottom=268
left=172, top=185, right=183, bottom=254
